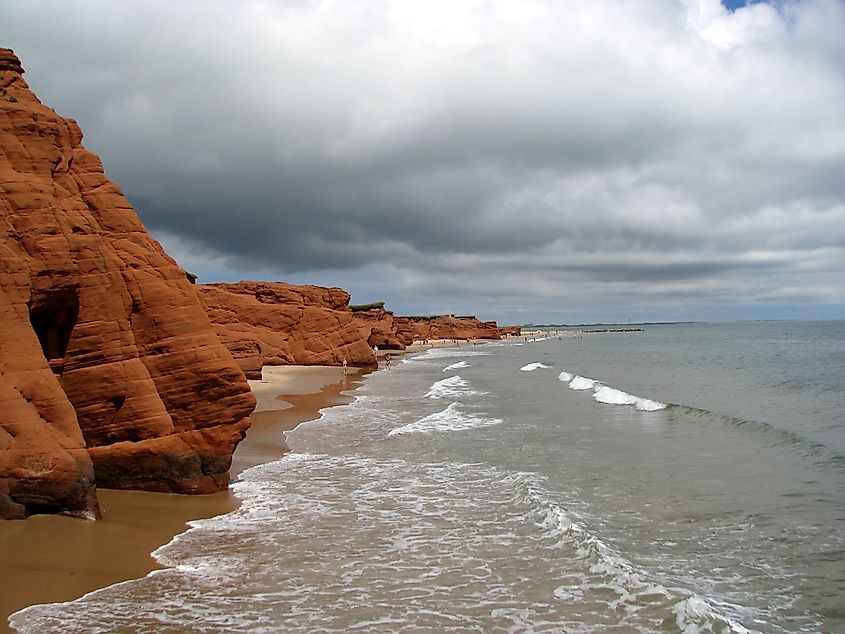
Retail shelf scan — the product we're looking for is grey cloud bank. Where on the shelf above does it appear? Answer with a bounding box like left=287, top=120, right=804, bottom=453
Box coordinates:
left=3, top=0, right=844, bottom=324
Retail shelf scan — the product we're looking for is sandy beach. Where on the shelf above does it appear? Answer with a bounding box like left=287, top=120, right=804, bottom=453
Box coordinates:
left=0, top=364, right=362, bottom=634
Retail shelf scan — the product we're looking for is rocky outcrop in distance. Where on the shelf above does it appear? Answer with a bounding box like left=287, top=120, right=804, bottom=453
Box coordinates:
left=351, top=303, right=506, bottom=349
left=393, top=315, right=501, bottom=345
left=199, top=281, right=378, bottom=379
left=350, top=303, right=407, bottom=350
left=0, top=49, right=255, bottom=519
left=498, top=326, right=522, bottom=337
left=200, top=285, right=510, bottom=374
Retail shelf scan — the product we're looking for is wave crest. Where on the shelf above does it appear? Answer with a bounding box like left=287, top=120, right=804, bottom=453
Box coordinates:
left=388, top=402, right=502, bottom=436
left=564, top=374, right=667, bottom=411
left=569, top=376, right=599, bottom=391
left=593, top=386, right=666, bottom=411
left=426, top=375, right=476, bottom=399
left=520, top=362, right=551, bottom=372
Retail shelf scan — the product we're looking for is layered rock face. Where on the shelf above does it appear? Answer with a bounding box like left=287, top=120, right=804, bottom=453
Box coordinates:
left=0, top=49, right=255, bottom=519
left=393, top=315, right=501, bottom=345
left=351, top=304, right=406, bottom=350
left=199, top=281, right=377, bottom=378
left=199, top=283, right=510, bottom=375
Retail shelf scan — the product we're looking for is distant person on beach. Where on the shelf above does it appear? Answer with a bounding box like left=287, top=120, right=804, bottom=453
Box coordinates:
left=342, top=359, right=347, bottom=375
left=385, top=354, right=391, bottom=369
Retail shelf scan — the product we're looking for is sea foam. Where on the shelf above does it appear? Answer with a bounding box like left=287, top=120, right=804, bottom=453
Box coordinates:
left=564, top=374, right=667, bottom=411
left=425, top=375, right=475, bottom=399
left=443, top=361, right=470, bottom=372
left=569, top=375, right=599, bottom=391
left=672, top=595, right=753, bottom=634
left=520, top=362, right=551, bottom=372
left=593, top=386, right=666, bottom=411
left=415, top=348, right=491, bottom=361
left=388, top=402, right=502, bottom=436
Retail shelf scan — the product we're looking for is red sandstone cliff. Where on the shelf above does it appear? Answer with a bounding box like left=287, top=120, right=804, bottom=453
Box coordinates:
left=350, top=303, right=406, bottom=350
left=0, top=49, right=255, bottom=519
left=199, top=281, right=377, bottom=378
left=198, top=284, right=510, bottom=373
left=393, top=315, right=501, bottom=345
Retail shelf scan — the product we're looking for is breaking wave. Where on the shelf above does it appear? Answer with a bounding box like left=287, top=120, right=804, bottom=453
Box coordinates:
left=520, top=362, right=551, bottom=372
left=568, top=375, right=600, bottom=391
left=413, top=348, right=491, bottom=361
left=443, top=361, right=470, bottom=372
left=565, top=374, right=667, bottom=411
left=388, top=402, right=502, bottom=437
left=505, top=471, right=754, bottom=633
left=425, top=375, right=476, bottom=399
left=593, top=386, right=666, bottom=412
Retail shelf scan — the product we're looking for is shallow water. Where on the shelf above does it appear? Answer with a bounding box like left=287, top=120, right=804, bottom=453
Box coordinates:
left=12, top=321, right=845, bottom=633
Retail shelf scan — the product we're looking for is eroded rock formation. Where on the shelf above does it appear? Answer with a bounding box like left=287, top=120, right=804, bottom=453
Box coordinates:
left=350, top=303, right=406, bottom=350
left=0, top=49, right=255, bottom=519
left=393, top=315, right=501, bottom=345
left=199, top=281, right=377, bottom=379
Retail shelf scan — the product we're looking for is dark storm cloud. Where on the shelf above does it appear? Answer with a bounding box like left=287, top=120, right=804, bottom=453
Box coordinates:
left=2, top=0, right=844, bottom=322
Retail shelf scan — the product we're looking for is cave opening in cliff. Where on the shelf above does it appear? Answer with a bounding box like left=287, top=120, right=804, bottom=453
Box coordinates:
left=28, top=288, right=80, bottom=374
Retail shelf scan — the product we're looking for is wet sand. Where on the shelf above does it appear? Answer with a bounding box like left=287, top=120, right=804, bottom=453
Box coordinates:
left=232, top=365, right=364, bottom=475
left=0, top=365, right=362, bottom=634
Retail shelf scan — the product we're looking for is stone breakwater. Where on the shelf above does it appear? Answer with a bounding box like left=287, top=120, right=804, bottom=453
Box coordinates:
left=0, top=49, right=255, bottom=519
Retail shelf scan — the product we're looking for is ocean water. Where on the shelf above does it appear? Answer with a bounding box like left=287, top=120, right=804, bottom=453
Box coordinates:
left=11, top=321, right=845, bottom=633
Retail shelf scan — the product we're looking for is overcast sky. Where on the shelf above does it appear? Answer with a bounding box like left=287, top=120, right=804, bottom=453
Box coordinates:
left=3, top=0, right=844, bottom=324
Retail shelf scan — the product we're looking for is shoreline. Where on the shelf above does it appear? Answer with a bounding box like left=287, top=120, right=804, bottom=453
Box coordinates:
left=1, top=364, right=364, bottom=634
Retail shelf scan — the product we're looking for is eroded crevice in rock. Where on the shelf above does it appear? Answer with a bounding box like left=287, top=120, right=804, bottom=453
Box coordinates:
left=28, top=287, right=79, bottom=375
